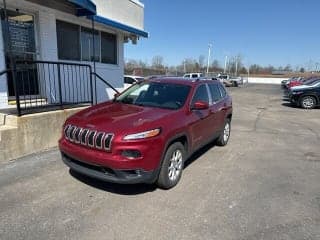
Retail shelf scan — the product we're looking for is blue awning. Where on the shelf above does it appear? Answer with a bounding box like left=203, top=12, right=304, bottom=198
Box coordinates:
left=68, top=0, right=96, bottom=16
left=90, top=15, right=149, bottom=38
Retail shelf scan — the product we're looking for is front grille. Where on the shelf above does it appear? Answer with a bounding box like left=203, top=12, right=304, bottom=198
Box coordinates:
left=64, top=124, right=113, bottom=151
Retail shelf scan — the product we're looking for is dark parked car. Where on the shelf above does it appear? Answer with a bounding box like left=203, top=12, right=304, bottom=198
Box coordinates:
left=289, top=81, right=320, bottom=109
left=59, top=78, right=233, bottom=189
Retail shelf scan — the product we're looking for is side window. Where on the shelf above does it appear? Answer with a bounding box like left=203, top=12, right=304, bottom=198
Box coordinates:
left=218, top=84, right=227, bottom=98
left=191, top=84, right=209, bottom=106
left=124, top=77, right=134, bottom=84
left=208, top=84, right=222, bottom=102
left=192, top=74, right=198, bottom=78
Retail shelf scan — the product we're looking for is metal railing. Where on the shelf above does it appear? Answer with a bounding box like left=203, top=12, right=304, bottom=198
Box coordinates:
left=1, top=60, right=94, bottom=115
left=0, top=60, right=120, bottom=116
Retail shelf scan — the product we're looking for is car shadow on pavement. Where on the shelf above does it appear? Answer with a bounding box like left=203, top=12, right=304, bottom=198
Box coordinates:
left=69, top=169, right=157, bottom=195
left=184, top=140, right=216, bottom=169
left=281, top=102, right=300, bottom=108
left=68, top=141, right=216, bottom=194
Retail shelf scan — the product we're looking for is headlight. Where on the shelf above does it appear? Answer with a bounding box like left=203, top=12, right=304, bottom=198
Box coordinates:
left=292, top=91, right=303, bottom=95
left=123, top=128, right=161, bottom=140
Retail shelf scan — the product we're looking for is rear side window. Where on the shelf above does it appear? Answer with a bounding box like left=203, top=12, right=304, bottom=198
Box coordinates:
left=124, top=77, right=134, bottom=84
left=208, top=84, right=222, bottom=102
left=191, top=84, right=209, bottom=106
left=192, top=74, right=198, bottom=78
left=218, top=84, right=227, bottom=98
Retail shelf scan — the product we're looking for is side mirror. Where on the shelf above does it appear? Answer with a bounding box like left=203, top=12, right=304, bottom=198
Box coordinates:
left=192, top=100, right=209, bottom=110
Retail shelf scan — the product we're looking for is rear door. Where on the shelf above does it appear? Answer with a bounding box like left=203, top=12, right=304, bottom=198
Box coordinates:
left=208, top=83, right=227, bottom=136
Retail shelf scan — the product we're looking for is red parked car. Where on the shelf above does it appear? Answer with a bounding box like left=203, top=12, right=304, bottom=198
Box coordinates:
left=59, top=78, right=233, bottom=189
left=286, top=77, right=320, bottom=89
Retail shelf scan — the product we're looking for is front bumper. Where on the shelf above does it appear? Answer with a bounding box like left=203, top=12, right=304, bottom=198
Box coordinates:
left=61, top=152, right=158, bottom=184
left=289, top=94, right=301, bottom=105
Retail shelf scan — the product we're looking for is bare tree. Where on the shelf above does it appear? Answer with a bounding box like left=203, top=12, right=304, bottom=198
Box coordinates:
left=152, top=55, right=164, bottom=69
left=198, top=55, right=205, bottom=70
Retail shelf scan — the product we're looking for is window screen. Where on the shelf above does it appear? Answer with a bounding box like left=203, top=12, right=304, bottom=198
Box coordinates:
left=81, top=27, right=100, bottom=62
left=101, top=32, right=117, bottom=64
left=56, top=20, right=80, bottom=60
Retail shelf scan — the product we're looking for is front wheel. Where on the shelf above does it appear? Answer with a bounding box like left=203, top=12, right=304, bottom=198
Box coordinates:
left=157, top=142, right=186, bottom=189
left=216, top=119, right=231, bottom=146
left=300, top=96, right=317, bottom=109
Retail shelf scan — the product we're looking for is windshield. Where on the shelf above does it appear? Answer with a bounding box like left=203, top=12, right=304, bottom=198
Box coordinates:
left=115, top=82, right=191, bottom=110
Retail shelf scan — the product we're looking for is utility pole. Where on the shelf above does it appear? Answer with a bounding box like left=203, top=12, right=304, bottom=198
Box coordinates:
left=224, top=55, right=228, bottom=73
left=235, top=56, right=238, bottom=76
left=206, top=43, right=212, bottom=75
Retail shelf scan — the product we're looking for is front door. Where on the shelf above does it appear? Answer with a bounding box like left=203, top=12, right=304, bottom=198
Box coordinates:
left=1, top=9, right=38, bottom=97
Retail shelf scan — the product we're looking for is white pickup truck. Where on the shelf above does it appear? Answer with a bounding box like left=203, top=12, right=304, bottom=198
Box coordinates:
left=217, top=74, right=243, bottom=87
left=183, top=73, right=204, bottom=79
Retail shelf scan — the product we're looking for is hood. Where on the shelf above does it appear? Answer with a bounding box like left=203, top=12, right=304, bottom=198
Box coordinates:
left=291, top=84, right=315, bottom=91
left=67, top=102, right=174, bottom=133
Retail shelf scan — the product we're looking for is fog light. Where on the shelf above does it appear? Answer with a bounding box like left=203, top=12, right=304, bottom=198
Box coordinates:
left=121, top=150, right=141, bottom=159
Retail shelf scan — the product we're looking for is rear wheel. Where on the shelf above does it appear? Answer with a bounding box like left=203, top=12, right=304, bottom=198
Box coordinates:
left=157, top=142, right=185, bottom=189
left=216, top=118, right=231, bottom=146
left=300, top=96, right=317, bottom=109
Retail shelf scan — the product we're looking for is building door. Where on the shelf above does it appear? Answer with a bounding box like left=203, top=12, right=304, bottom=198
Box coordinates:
left=1, top=9, right=39, bottom=97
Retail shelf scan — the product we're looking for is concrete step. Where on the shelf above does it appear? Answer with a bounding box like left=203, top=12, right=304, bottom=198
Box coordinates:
left=0, top=113, right=18, bottom=127
left=8, top=98, right=48, bottom=107
left=0, top=113, right=5, bottom=126
left=0, top=106, right=88, bottom=163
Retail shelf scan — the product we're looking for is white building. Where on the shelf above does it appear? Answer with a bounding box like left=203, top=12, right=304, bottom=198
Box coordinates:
left=0, top=0, right=148, bottom=112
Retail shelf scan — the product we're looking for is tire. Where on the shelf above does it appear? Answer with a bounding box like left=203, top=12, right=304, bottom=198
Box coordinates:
left=216, top=118, right=231, bottom=146
left=157, top=142, right=186, bottom=189
left=300, top=96, right=317, bottom=109
left=232, top=81, right=238, bottom=87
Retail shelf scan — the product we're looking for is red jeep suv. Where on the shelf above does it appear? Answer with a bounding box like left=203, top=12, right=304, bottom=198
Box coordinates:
left=59, top=78, right=233, bottom=189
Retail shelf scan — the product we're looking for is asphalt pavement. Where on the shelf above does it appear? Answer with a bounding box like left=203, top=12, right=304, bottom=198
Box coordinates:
left=1, top=84, right=320, bottom=240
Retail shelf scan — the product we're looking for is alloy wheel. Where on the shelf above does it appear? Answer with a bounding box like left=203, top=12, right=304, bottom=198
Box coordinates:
left=168, top=149, right=183, bottom=181
left=302, top=96, right=315, bottom=109
left=223, top=122, right=230, bottom=142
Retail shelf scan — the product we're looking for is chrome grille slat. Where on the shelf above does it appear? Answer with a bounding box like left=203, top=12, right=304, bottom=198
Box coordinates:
left=64, top=125, right=70, bottom=140
left=81, top=129, right=89, bottom=145
left=104, top=134, right=114, bottom=151
left=71, top=127, right=78, bottom=142
left=74, top=128, right=82, bottom=143
left=88, top=130, right=97, bottom=147
left=95, top=132, right=105, bottom=149
left=68, top=126, right=76, bottom=141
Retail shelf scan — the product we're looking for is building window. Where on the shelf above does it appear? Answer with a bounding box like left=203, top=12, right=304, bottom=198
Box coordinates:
left=101, top=32, right=117, bottom=64
left=81, top=27, right=100, bottom=62
left=56, top=20, right=80, bottom=61
left=56, top=20, right=117, bottom=65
